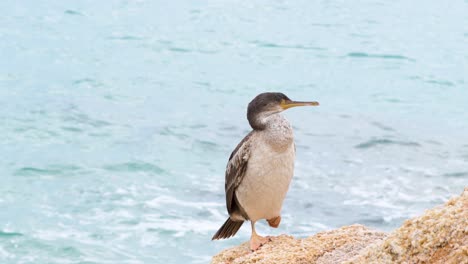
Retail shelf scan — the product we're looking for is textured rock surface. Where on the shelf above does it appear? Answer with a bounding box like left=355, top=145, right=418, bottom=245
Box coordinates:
left=347, top=187, right=468, bottom=264
left=211, top=225, right=387, bottom=264
left=212, top=188, right=467, bottom=264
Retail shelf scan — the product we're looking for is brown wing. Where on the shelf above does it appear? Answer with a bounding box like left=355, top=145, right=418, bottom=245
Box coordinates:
left=225, top=131, right=254, bottom=219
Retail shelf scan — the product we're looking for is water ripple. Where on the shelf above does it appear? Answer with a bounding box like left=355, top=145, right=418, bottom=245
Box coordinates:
left=0, top=231, right=23, bottom=238
left=443, top=172, right=468, bottom=178
left=103, top=162, right=165, bottom=174
left=425, top=79, right=454, bottom=87
left=168, top=47, right=191, bottom=53
left=370, top=121, right=395, bottom=132
left=72, top=78, right=103, bottom=88
left=355, top=138, right=421, bottom=149
left=64, top=10, right=83, bottom=16
left=250, top=40, right=325, bottom=51
left=107, top=35, right=145, bottom=41
left=14, top=165, right=83, bottom=177
left=347, top=52, right=414, bottom=61
left=159, top=127, right=189, bottom=140
left=63, top=108, right=112, bottom=129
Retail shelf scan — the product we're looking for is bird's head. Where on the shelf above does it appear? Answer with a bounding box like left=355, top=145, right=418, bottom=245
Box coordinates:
left=247, top=92, right=319, bottom=130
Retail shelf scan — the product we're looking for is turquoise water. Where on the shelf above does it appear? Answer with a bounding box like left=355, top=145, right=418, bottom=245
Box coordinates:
left=1, top=0, right=467, bottom=263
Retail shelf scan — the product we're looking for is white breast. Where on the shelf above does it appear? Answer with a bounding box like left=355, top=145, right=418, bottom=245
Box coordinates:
left=235, top=119, right=295, bottom=221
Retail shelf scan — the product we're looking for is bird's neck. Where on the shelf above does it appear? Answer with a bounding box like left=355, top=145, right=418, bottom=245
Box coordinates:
left=257, top=114, right=294, bottom=150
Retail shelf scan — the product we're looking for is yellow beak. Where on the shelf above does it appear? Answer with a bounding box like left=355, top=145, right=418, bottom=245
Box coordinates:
left=280, top=99, right=319, bottom=110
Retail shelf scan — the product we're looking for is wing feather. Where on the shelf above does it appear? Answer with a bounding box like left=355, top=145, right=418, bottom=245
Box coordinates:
left=225, top=131, right=254, bottom=219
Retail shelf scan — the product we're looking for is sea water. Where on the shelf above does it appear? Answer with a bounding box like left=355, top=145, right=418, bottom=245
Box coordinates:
left=0, top=0, right=467, bottom=263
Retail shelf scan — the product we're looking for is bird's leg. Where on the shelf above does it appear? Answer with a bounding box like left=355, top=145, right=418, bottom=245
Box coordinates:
left=249, top=221, right=270, bottom=251
left=267, top=215, right=281, bottom=228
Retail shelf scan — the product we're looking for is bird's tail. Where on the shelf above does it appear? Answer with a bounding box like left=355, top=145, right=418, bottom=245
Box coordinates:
left=212, top=218, right=244, bottom=240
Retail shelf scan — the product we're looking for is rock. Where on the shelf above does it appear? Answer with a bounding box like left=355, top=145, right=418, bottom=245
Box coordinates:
left=212, top=225, right=387, bottom=264
left=212, top=187, right=468, bottom=264
left=347, top=187, right=468, bottom=264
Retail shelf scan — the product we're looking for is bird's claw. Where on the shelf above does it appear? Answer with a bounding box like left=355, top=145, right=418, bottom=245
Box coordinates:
left=249, top=235, right=270, bottom=251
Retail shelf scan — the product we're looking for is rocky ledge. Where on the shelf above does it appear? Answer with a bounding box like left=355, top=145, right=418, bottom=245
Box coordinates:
left=212, top=187, right=467, bottom=264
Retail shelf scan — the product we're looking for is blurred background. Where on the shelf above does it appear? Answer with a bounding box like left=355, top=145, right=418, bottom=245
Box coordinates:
left=0, top=0, right=467, bottom=263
